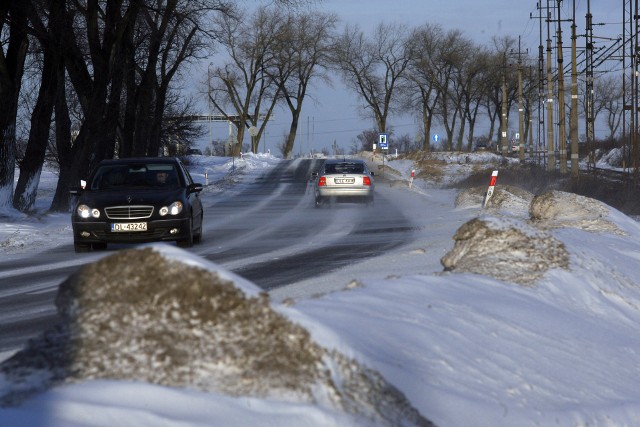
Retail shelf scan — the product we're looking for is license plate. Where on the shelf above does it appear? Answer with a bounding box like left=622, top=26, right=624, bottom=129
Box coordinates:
left=111, top=222, right=147, bottom=232
left=335, top=178, right=355, bottom=184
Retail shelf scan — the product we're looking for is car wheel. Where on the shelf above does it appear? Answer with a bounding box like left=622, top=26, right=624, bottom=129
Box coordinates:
left=74, top=242, right=91, bottom=253
left=315, top=197, right=324, bottom=208
left=177, top=218, right=194, bottom=248
left=193, top=213, right=203, bottom=244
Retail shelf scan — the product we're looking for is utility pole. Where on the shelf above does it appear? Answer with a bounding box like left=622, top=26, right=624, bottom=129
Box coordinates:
left=501, top=53, right=509, bottom=156
left=528, top=66, right=534, bottom=159
left=546, top=0, right=556, bottom=171
left=634, top=0, right=639, bottom=180
left=536, top=2, right=546, bottom=167
left=517, top=36, right=526, bottom=163
left=585, top=0, right=595, bottom=170
left=570, top=0, right=579, bottom=177
left=556, top=0, right=567, bottom=174
left=207, top=64, right=213, bottom=156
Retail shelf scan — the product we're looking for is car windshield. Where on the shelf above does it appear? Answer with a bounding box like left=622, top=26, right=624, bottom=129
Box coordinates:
left=91, top=164, right=179, bottom=190
left=325, top=162, right=365, bottom=174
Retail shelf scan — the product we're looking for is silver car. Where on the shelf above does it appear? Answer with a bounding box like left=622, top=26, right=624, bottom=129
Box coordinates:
left=313, top=159, right=375, bottom=207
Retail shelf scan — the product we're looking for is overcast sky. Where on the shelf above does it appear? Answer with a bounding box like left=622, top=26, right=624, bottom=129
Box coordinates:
left=200, top=1, right=625, bottom=155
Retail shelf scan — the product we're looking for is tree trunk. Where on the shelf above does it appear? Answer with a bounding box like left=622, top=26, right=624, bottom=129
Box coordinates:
left=120, top=30, right=137, bottom=158
left=456, top=119, right=465, bottom=152
left=13, top=47, right=58, bottom=212
left=283, top=115, right=299, bottom=159
left=49, top=59, right=73, bottom=213
left=147, top=87, right=167, bottom=157
left=0, top=3, right=29, bottom=209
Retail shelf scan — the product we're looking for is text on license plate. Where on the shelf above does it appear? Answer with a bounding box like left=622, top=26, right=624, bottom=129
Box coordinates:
left=334, top=178, right=355, bottom=184
left=111, top=222, right=147, bottom=232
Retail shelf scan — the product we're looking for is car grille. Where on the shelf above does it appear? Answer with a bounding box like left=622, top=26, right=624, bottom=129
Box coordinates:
left=105, top=205, right=154, bottom=219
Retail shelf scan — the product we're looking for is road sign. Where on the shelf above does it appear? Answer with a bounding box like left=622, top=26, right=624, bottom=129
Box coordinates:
left=433, top=134, right=439, bottom=142
left=379, top=133, right=388, bottom=149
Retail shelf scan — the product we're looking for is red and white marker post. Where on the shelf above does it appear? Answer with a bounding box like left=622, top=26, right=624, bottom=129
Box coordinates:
left=483, top=170, right=499, bottom=208
left=409, top=169, right=415, bottom=188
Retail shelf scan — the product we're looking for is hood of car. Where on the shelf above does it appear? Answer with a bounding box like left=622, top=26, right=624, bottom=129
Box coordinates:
left=77, top=187, right=185, bottom=207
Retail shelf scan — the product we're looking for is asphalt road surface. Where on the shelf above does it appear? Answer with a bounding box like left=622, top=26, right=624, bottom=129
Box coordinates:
left=0, top=158, right=416, bottom=354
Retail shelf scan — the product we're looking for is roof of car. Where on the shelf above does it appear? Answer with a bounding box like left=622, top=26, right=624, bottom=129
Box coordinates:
left=97, top=157, right=181, bottom=165
left=324, top=158, right=365, bottom=164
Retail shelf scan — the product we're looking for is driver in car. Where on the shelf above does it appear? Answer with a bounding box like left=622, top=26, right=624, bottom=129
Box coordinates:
left=156, top=171, right=169, bottom=185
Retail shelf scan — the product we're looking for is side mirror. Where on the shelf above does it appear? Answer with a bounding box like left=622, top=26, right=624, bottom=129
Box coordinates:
left=189, top=183, right=204, bottom=193
left=370, top=171, right=375, bottom=176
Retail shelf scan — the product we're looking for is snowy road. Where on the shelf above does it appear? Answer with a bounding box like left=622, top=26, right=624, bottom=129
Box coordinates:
left=0, top=158, right=435, bottom=354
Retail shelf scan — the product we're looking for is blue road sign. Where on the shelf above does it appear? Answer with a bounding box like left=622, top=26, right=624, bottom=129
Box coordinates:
left=379, top=133, right=388, bottom=149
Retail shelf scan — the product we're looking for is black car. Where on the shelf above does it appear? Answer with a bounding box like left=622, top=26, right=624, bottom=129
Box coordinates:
left=70, top=157, right=204, bottom=253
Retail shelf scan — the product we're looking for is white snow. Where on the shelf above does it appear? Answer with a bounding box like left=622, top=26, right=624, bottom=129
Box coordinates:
left=2, top=151, right=640, bottom=426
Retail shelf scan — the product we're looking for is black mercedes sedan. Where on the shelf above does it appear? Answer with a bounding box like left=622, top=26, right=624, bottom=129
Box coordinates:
left=70, top=157, right=204, bottom=253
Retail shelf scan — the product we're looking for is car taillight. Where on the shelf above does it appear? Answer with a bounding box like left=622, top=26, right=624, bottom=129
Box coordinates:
left=318, top=176, right=326, bottom=186
left=363, top=176, right=371, bottom=186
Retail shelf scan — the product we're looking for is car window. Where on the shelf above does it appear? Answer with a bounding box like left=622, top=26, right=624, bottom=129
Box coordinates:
left=178, top=162, right=194, bottom=185
left=91, top=163, right=179, bottom=190
left=325, top=162, right=364, bottom=174
left=92, top=166, right=128, bottom=190
left=148, top=165, right=179, bottom=187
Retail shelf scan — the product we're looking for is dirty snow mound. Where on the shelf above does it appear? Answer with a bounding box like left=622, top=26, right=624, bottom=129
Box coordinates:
left=454, top=186, right=486, bottom=208
left=0, top=248, right=434, bottom=426
left=441, top=217, right=569, bottom=285
left=455, top=185, right=533, bottom=218
left=530, top=190, right=623, bottom=234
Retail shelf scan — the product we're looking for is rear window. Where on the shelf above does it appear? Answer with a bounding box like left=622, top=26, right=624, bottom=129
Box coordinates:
left=325, top=162, right=365, bottom=174
left=91, top=163, right=179, bottom=190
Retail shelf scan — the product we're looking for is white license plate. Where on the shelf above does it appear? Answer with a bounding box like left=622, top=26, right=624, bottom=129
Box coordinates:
left=335, top=178, right=355, bottom=184
left=111, top=222, right=147, bottom=232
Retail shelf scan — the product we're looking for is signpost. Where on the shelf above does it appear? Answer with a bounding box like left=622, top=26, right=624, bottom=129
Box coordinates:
left=379, top=133, right=388, bottom=170
left=483, top=170, right=499, bottom=208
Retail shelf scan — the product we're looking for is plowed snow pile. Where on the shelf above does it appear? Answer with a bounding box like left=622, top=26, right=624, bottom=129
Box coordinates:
left=445, top=189, right=627, bottom=285
left=455, top=185, right=534, bottom=218
left=441, top=217, right=569, bottom=285
left=530, top=190, right=624, bottom=234
left=0, top=248, right=433, bottom=427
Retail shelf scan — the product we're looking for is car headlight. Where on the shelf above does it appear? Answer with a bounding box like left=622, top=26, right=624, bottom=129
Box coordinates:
left=160, top=201, right=183, bottom=216
left=77, top=204, right=100, bottom=219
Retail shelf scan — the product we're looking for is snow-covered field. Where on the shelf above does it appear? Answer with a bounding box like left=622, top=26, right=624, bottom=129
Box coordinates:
left=2, top=152, right=640, bottom=426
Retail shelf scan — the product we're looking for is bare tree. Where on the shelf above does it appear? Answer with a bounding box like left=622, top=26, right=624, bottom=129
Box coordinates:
left=333, top=22, right=410, bottom=134
left=13, top=0, right=65, bottom=212
left=208, top=6, right=283, bottom=155
left=483, top=36, right=518, bottom=147
left=433, top=30, right=473, bottom=151
left=120, top=0, right=222, bottom=158
left=593, top=74, right=623, bottom=140
left=270, top=11, right=337, bottom=159
left=0, top=2, right=29, bottom=210
left=403, top=23, right=444, bottom=152
left=459, top=49, right=492, bottom=152
left=354, top=128, right=381, bottom=152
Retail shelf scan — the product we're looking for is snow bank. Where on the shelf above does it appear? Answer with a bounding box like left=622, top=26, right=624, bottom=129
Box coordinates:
left=455, top=184, right=534, bottom=218
left=0, top=247, right=434, bottom=427
left=440, top=217, right=569, bottom=285
left=530, top=190, right=623, bottom=234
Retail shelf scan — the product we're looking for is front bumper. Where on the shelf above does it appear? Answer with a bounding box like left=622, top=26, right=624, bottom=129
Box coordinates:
left=72, top=217, right=191, bottom=244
